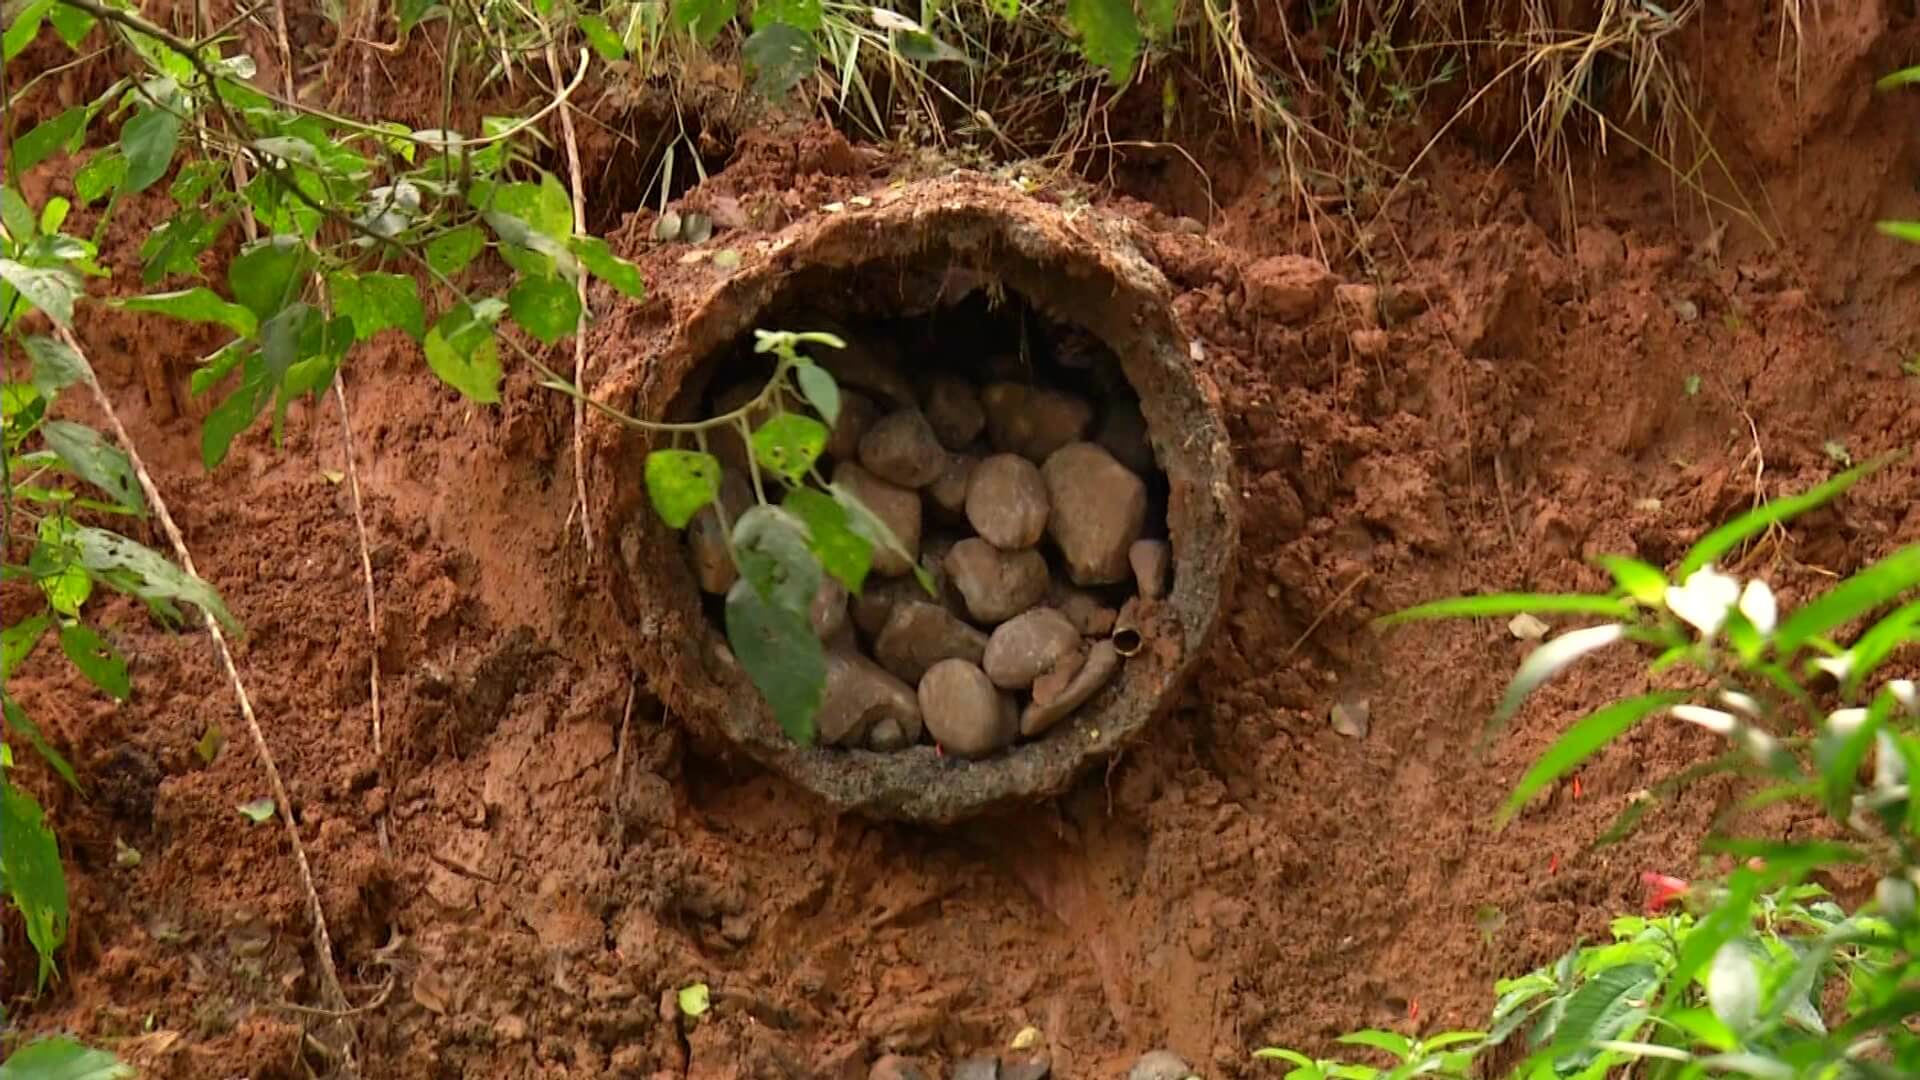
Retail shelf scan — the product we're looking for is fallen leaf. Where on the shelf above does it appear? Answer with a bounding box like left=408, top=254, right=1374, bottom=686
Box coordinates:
left=1330, top=699, right=1370, bottom=739
left=238, top=797, right=275, bottom=823
left=1508, top=613, right=1549, bottom=641
left=195, top=723, right=225, bottom=766
left=677, top=982, right=710, bottom=1017
left=321, top=470, right=344, bottom=485
left=712, top=249, right=741, bottom=270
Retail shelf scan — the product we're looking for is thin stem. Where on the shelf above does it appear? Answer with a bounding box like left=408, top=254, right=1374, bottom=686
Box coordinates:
left=54, top=0, right=588, bottom=149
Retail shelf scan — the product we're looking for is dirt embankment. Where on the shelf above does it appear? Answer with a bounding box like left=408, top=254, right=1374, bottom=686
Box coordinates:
left=7, top=5, right=1920, bottom=1078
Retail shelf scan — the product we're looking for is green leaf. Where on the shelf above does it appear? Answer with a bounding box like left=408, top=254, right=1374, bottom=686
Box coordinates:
left=3, top=612, right=50, bottom=678
left=1, top=186, right=35, bottom=243
left=507, top=273, right=583, bottom=344
left=40, top=420, right=144, bottom=515
left=423, top=302, right=503, bottom=403
left=782, top=487, right=872, bottom=595
left=1493, top=624, right=1627, bottom=728
left=1595, top=555, right=1666, bottom=607
left=228, top=236, right=309, bottom=321
left=1065, top=0, right=1141, bottom=86
left=0, top=259, right=80, bottom=327
left=1498, top=691, right=1688, bottom=825
left=14, top=107, right=90, bottom=176
left=1, top=0, right=49, bottom=60
left=743, top=21, right=817, bottom=98
left=724, top=578, right=825, bottom=745
left=5, top=695, right=80, bottom=791
left=753, top=0, right=822, bottom=31
left=426, top=224, right=486, bottom=278
left=732, top=506, right=821, bottom=613
left=73, top=150, right=127, bottom=206
left=644, top=450, right=721, bottom=528
left=750, top=413, right=828, bottom=482
left=1774, top=546, right=1920, bottom=658
left=41, top=561, right=92, bottom=616
left=1677, top=455, right=1898, bottom=578
left=119, top=107, right=181, bottom=195
left=0, top=1036, right=132, bottom=1080
left=677, top=982, right=711, bottom=1017
left=47, top=1, right=95, bottom=45
left=40, top=195, right=70, bottom=236
left=1548, top=963, right=1658, bottom=1065
left=570, top=236, right=646, bottom=298
left=1377, top=593, right=1634, bottom=626
left=237, top=797, right=275, bottom=823
left=201, top=354, right=274, bottom=468
left=329, top=270, right=425, bottom=341
left=21, top=334, right=85, bottom=397
left=1877, top=220, right=1920, bottom=245
left=1138, top=0, right=1178, bottom=38
left=0, top=779, right=68, bottom=991
left=672, top=0, right=737, bottom=44
left=794, top=360, right=839, bottom=428
left=1878, top=65, right=1920, bottom=91
left=397, top=0, right=440, bottom=35
left=576, top=13, right=626, bottom=58
left=1335, top=1030, right=1413, bottom=1058
left=115, top=287, right=258, bottom=337
left=1842, top=598, right=1920, bottom=695
left=137, top=209, right=222, bottom=284
left=831, top=483, right=928, bottom=595
left=71, top=525, right=241, bottom=633
left=58, top=622, right=129, bottom=700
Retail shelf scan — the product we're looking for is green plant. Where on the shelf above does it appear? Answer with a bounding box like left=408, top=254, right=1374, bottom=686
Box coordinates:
left=1257, top=456, right=1920, bottom=1076
left=1354, top=453, right=1920, bottom=1077
left=632, top=328, right=925, bottom=746
left=2, top=176, right=238, bottom=994
left=1256, top=1028, right=1485, bottom=1079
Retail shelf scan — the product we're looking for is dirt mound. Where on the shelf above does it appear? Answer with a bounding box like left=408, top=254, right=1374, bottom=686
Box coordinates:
left=10, top=10, right=1920, bottom=1079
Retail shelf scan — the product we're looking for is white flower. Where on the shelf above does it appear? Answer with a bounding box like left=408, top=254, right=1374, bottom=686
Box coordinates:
left=1717, top=690, right=1762, bottom=718
left=1812, top=654, right=1855, bottom=682
left=1891, top=680, right=1918, bottom=715
left=1737, top=580, right=1777, bottom=635
left=1739, top=727, right=1782, bottom=768
left=1671, top=705, right=1738, bottom=734
left=1665, top=567, right=1742, bottom=637
left=1827, top=707, right=1870, bottom=737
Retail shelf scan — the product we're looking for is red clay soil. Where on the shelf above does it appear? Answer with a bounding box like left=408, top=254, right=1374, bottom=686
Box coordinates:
left=8, top=4, right=1920, bottom=1078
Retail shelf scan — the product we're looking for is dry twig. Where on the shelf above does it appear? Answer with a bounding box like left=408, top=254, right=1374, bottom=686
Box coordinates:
left=55, top=328, right=357, bottom=1071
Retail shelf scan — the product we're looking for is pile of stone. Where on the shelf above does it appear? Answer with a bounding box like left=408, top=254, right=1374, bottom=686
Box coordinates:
left=687, top=358, right=1168, bottom=759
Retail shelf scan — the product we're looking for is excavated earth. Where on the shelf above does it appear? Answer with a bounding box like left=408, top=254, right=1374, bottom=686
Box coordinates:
left=7, top=3, right=1920, bottom=1077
